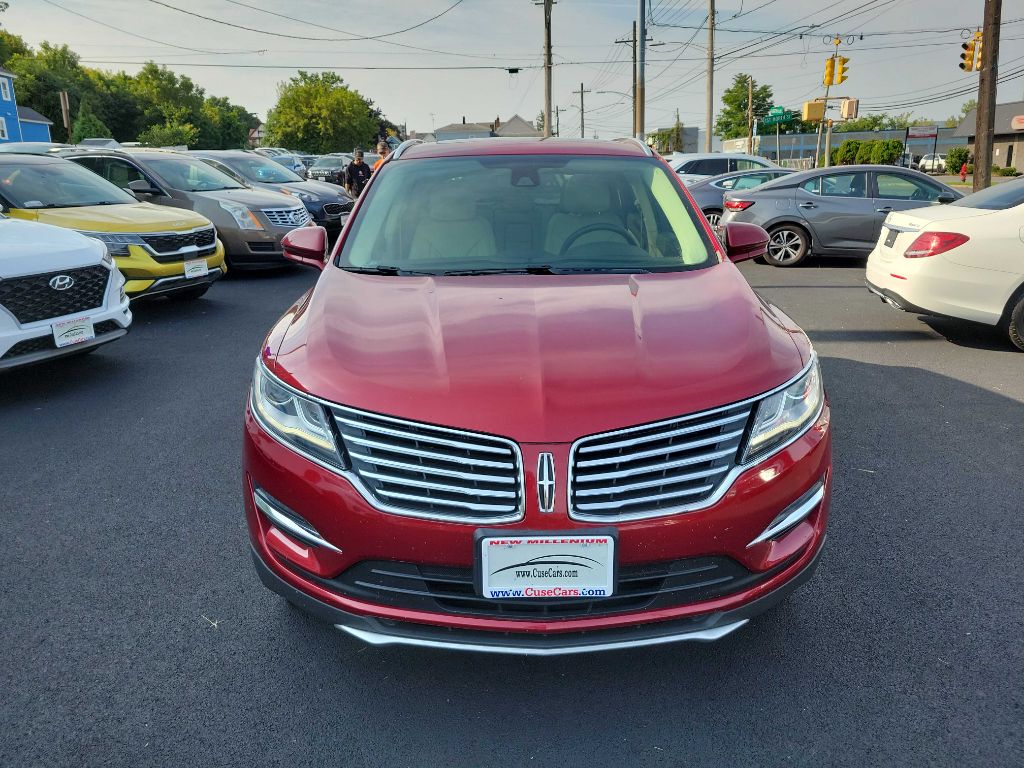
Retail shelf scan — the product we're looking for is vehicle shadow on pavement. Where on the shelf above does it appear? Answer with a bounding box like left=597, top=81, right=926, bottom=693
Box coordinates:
left=918, top=316, right=1017, bottom=352
left=252, top=357, right=1021, bottom=766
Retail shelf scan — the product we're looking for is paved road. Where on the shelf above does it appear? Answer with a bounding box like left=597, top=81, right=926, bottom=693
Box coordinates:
left=3, top=261, right=1021, bottom=767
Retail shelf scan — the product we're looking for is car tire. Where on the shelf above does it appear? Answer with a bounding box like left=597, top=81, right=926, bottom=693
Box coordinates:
left=1004, top=291, right=1024, bottom=352
left=168, top=284, right=210, bottom=301
left=704, top=208, right=723, bottom=227
left=765, top=225, right=810, bottom=267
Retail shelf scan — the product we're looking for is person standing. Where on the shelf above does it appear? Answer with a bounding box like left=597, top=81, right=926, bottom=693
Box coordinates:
left=372, top=141, right=391, bottom=172
left=345, top=150, right=372, bottom=197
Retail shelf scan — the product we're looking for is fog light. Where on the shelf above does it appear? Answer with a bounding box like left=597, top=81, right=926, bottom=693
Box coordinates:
left=253, top=487, right=342, bottom=553
left=747, top=480, right=825, bottom=548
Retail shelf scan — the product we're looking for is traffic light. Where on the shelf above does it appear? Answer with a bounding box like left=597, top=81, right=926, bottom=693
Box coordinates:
left=960, top=39, right=976, bottom=71
left=823, top=57, right=836, bottom=86
left=802, top=101, right=825, bottom=122
left=835, top=57, right=849, bottom=84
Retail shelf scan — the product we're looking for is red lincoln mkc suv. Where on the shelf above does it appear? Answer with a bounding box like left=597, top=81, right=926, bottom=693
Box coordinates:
left=243, top=138, right=831, bottom=655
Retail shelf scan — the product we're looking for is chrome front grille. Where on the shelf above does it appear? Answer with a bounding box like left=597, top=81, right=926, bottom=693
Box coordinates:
left=262, top=206, right=311, bottom=228
left=569, top=403, right=753, bottom=522
left=331, top=406, right=523, bottom=523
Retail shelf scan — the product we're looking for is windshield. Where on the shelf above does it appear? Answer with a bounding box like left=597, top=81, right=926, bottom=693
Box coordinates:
left=338, top=155, right=715, bottom=275
left=950, top=178, right=1024, bottom=210
left=313, top=156, right=345, bottom=169
left=0, top=160, right=137, bottom=208
left=221, top=155, right=301, bottom=183
left=144, top=155, right=246, bottom=192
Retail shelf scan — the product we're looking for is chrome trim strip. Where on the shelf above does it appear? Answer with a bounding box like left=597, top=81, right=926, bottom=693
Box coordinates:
left=576, top=428, right=746, bottom=467
left=80, top=224, right=217, bottom=259
left=346, top=451, right=516, bottom=484
left=612, top=137, right=655, bottom=157
left=253, top=488, right=343, bottom=553
left=883, top=223, right=920, bottom=233
left=747, top=481, right=825, bottom=548
left=251, top=361, right=526, bottom=525
left=567, top=354, right=820, bottom=523
left=131, top=267, right=224, bottom=296
left=575, top=483, right=715, bottom=511
left=341, top=434, right=515, bottom=469
left=336, top=619, right=747, bottom=656
left=359, top=471, right=517, bottom=498
left=576, top=446, right=738, bottom=483
left=375, top=488, right=514, bottom=513
left=334, top=414, right=512, bottom=454
left=574, top=465, right=729, bottom=496
left=391, top=139, right=424, bottom=161
left=577, top=410, right=749, bottom=453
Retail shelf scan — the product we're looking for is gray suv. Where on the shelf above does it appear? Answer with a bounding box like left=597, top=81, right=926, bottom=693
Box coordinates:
left=62, top=148, right=312, bottom=269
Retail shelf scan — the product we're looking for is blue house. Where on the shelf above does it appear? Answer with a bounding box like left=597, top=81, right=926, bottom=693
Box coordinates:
left=0, top=67, right=54, bottom=144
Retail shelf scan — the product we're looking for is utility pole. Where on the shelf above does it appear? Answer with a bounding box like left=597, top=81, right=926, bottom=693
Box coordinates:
left=746, top=75, right=753, bottom=154
left=539, top=0, right=554, bottom=138
left=573, top=83, right=590, bottom=138
left=974, top=0, right=1002, bottom=191
left=637, top=0, right=646, bottom=139
left=705, top=0, right=714, bottom=151
left=675, top=108, right=682, bottom=152
left=814, top=37, right=841, bottom=168
left=554, top=105, right=561, bottom=137
left=615, top=22, right=637, bottom=136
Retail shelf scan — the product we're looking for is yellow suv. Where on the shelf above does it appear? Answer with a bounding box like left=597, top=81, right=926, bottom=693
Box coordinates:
left=0, top=154, right=226, bottom=300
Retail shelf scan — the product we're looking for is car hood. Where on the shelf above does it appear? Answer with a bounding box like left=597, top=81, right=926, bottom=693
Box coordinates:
left=194, top=187, right=299, bottom=208
left=257, top=180, right=351, bottom=201
left=10, top=203, right=210, bottom=233
left=270, top=263, right=809, bottom=443
left=0, top=219, right=106, bottom=271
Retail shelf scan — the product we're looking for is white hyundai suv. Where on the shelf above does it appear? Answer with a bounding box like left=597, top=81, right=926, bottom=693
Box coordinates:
left=1, top=218, right=132, bottom=370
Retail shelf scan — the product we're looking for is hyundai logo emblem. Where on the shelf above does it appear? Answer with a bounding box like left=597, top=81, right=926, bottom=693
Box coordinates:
left=49, top=275, right=75, bottom=291
left=537, top=452, right=555, bottom=514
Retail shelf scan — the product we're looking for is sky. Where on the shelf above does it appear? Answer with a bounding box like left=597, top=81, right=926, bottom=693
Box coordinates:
left=3, top=0, right=1023, bottom=138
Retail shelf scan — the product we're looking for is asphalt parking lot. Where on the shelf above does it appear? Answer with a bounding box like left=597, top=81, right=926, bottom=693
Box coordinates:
left=3, top=261, right=1021, bottom=767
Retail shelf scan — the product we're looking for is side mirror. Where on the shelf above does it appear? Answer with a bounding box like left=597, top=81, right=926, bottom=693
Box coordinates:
left=718, top=221, right=769, bottom=263
left=282, top=226, right=328, bottom=270
left=937, top=192, right=956, bottom=205
left=127, top=179, right=161, bottom=197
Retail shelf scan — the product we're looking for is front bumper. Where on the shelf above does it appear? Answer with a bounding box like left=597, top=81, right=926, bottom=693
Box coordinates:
left=244, top=401, right=832, bottom=652
left=218, top=224, right=307, bottom=268
left=120, top=241, right=227, bottom=298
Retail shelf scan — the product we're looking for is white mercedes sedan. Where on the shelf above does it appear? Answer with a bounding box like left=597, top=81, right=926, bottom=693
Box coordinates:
left=1, top=218, right=132, bottom=370
left=865, top=178, right=1024, bottom=351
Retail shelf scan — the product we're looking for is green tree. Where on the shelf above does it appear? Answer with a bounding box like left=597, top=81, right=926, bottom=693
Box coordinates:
left=0, top=29, right=29, bottom=67
left=835, top=139, right=861, bottom=165
left=834, top=113, right=887, bottom=132
left=854, top=140, right=876, bottom=164
left=198, top=96, right=257, bottom=149
left=264, top=71, right=379, bottom=153
left=944, top=98, right=976, bottom=128
left=138, top=120, right=198, bottom=147
left=70, top=101, right=112, bottom=143
left=535, top=110, right=545, bottom=133
left=713, top=73, right=773, bottom=140
left=5, top=43, right=90, bottom=126
left=869, top=139, right=903, bottom=165
left=946, top=145, right=970, bottom=173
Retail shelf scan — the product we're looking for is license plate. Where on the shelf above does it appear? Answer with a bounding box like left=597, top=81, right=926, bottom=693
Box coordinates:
left=184, top=258, right=209, bottom=279
left=884, top=228, right=898, bottom=248
left=477, top=532, right=616, bottom=600
left=51, top=316, right=94, bottom=348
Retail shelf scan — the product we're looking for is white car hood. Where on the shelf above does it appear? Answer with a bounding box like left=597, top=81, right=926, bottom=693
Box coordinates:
left=0, top=219, right=107, bottom=276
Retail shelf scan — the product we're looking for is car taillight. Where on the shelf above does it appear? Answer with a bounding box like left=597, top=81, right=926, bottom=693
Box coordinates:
left=724, top=199, right=754, bottom=211
left=903, top=231, right=969, bottom=258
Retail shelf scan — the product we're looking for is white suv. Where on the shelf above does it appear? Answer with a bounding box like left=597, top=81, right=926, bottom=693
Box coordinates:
left=918, top=153, right=946, bottom=174
left=1, top=218, right=132, bottom=370
left=667, top=152, right=777, bottom=186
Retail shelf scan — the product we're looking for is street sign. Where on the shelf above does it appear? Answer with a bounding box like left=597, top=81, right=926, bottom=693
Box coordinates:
left=762, top=110, right=795, bottom=126
left=907, top=125, right=938, bottom=139
left=1011, top=115, right=1024, bottom=131
left=768, top=106, right=786, bottom=116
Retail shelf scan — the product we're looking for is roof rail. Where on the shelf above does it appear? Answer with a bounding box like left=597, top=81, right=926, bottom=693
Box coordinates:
left=391, top=139, right=424, bottom=161
left=612, top=137, right=654, bottom=157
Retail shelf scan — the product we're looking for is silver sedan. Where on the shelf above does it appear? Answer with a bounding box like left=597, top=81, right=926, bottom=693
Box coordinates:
left=719, top=164, right=961, bottom=266
left=686, top=168, right=793, bottom=227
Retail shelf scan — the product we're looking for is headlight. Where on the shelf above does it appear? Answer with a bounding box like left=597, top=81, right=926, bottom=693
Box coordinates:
left=743, top=358, right=823, bottom=463
left=218, top=200, right=264, bottom=230
left=77, top=231, right=145, bottom=256
left=251, top=362, right=343, bottom=467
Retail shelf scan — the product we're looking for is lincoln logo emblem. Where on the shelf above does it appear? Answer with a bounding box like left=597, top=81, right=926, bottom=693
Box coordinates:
left=537, top=452, right=555, bottom=513
left=49, top=275, right=75, bottom=291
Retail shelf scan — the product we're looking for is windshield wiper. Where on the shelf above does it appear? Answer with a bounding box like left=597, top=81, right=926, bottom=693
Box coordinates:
left=441, top=266, right=557, bottom=275
left=551, top=266, right=654, bottom=274
left=343, top=265, right=434, bottom=276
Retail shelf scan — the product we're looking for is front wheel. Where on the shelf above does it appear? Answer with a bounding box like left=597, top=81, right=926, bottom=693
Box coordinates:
left=1005, top=293, right=1024, bottom=351
left=765, top=225, right=810, bottom=267
left=704, top=209, right=723, bottom=227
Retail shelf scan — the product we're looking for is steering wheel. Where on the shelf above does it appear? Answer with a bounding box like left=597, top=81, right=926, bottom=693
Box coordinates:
left=910, top=188, right=928, bottom=201
left=558, top=222, right=640, bottom=256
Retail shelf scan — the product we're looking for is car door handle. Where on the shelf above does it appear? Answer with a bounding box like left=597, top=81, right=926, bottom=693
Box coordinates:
left=798, top=202, right=817, bottom=209
left=876, top=206, right=893, bottom=213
